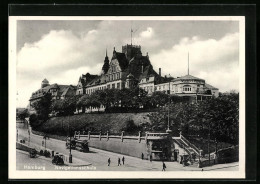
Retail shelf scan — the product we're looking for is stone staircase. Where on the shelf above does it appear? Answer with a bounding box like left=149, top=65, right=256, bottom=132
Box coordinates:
left=173, top=135, right=200, bottom=157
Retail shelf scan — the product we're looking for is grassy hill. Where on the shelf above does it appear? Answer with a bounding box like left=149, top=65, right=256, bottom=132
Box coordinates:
left=36, top=112, right=151, bottom=136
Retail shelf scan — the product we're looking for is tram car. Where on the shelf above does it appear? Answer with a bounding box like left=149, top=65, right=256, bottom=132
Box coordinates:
left=65, top=137, right=89, bottom=152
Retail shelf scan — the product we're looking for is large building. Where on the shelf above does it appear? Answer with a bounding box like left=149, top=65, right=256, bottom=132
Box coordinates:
left=29, top=79, right=77, bottom=113
left=76, top=44, right=167, bottom=96
left=139, top=73, right=219, bottom=100
left=76, top=43, right=219, bottom=103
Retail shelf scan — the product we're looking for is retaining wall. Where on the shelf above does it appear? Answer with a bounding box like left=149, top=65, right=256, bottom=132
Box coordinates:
left=77, top=135, right=149, bottom=159
left=16, top=142, right=34, bottom=152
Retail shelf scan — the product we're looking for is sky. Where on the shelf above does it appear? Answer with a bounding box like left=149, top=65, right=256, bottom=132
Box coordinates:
left=16, top=19, right=240, bottom=108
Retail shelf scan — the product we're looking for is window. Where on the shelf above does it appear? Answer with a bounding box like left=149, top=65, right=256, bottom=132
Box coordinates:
left=183, top=85, right=191, bottom=92
left=117, top=82, right=120, bottom=89
left=112, top=84, right=115, bottom=89
left=107, top=84, right=110, bottom=89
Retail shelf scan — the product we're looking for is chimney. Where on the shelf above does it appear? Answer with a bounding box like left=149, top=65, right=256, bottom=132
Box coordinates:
left=159, top=68, right=161, bottom=77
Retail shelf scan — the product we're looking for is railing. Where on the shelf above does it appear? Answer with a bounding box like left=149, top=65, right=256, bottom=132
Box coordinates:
left=180, top=135, right=200, bottom=155
left=174, top=139, right=192, bottom=155
left=74, top=131, right=146, bottom=143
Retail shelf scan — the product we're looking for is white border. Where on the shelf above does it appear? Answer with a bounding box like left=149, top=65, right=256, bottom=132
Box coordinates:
left=9, top=16, right=245, bottom=179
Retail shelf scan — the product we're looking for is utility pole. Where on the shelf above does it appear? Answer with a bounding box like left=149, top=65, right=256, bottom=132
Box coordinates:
left=188, top=52, right=189, bottom=75
left=131, top=22, right=133, bottom=46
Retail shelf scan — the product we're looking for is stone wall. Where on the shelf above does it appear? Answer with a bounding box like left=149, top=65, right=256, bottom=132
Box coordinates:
left=76, top=134, right=148, bottom=159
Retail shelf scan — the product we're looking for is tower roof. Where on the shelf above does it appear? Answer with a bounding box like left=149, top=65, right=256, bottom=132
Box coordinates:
left=42, top=78, right=49, bottom=83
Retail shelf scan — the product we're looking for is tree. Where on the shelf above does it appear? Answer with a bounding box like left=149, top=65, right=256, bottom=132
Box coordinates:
left=31, top=93, right=52, bottom=121
left=121, top=120, right=140, bottom=134
left=29, top=114, right=39, bottom=128
left=140, top=93, right=239, bottom=145
left=150, top=91, right=169, bottom=107
left=17, top=109, right=29, bottom=122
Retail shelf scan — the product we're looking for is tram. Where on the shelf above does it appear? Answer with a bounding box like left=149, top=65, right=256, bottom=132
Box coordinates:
left=66, top=137, right=89, bottom=152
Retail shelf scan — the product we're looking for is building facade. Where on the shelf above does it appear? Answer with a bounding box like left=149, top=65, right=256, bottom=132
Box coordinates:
left=139, top=74, right=219, bottom=100
left=76, top=44, right=160, bottom=96
left=29, top=79, right=77, bottom=113
left=75, top=43, right=219, bottom=111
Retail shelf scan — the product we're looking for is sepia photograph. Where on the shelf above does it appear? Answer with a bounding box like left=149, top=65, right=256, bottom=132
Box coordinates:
left=9, top=16, right=245, bottom=179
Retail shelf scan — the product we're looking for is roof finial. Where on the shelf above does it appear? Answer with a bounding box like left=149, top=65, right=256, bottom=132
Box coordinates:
left=106, top=48, right=108, bottom=57
left=188, top=52, right=189, bottom=75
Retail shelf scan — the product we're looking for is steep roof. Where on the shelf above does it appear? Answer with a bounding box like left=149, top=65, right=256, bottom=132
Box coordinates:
left=139, top=65, right=158, bottom=80
left=114, top=52, right=128, bottom=71
left=30, top=84, right=76, bottom=100
left=42, top=78, right=49, bottom=83
left=61, top=86, right=76, bottom=97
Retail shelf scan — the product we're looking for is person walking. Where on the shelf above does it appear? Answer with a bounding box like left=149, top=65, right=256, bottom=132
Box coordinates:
left=108, top=158, right=111, bottom=166
left=162, top=161, right=166, bottom=171
left=150, top=155, right=152, bottom=162
left=141, top=153, right=144, bottom=160
left=122, top=156, right=125, bottom=165
left=118, top=158, right=121, bottom=166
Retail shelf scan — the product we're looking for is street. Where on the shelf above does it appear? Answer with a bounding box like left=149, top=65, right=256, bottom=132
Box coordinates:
left=16, top=122, right=239, bottom=171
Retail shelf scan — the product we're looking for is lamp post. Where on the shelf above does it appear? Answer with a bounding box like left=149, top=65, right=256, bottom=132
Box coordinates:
left=214, top=138, right=218, bottom=164
left=166, top=82, right=172, bottom=134
left=43, top=135, right=47, bottom=150
left=208, top=122, right=211, bottom=166
left=16, top=130, right=18, bottom=142
left=28, top=129, right=30, bottom=146
left=68, top=115, right=73, bottom=163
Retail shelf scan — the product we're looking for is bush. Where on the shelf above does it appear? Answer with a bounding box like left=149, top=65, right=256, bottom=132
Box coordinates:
left=121, top=120, right=140, bottom=134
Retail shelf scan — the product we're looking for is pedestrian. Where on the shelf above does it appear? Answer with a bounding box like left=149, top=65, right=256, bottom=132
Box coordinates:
left=42, top=140, right=44, bottom=146
left=150, top=155, right=152, bottom=162
left=141, top=153, right=144, bottom=160
left=108, top=158, right=111, bottom=166
left=118, top=158, right=121, bottom=166
left=162, top=161, right=166, bottom=171
left=122, top=156, right=125, bottom=165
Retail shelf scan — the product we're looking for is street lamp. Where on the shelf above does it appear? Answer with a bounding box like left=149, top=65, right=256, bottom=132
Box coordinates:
left=68, top=115, right=73, bottom=163
left=166, top=82, right=172, bottom=134
left=43, top=134, right=47, bottom=150
left=208, top=122, right=211, bottom=166
left=214, top=138, right=218, bottom=164
left=28, top=129, right=30, bottom=146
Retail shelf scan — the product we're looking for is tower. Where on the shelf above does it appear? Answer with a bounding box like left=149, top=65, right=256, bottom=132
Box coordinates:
left=102, top=49, right=109, bottom=74
left=122, top=44, right=142, bottom=61
left=41, top=78, right=49, bottom=88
